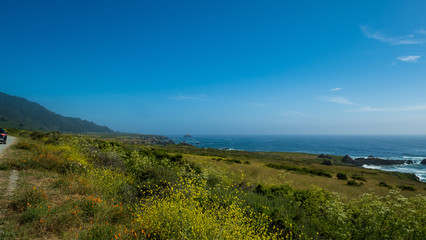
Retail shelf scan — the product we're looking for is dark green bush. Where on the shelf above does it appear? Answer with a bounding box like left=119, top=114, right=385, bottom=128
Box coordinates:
left=169, top=154, right=184, bottom=164
left=378, top=181, right=392, bottom=189
left=336, top=173, right=348, bottom=180
left=224, top=159, right=243, bottom=164
left=206, top=175, right=221, bottom=187
left=397, top=185, right=415, bottom=191
left=254, top=184, right=267, bottom=195
left=347, top=180, right=363, bottom=186
left=351, top=174, right=366, bottom=181
left=186, top=161, right=202, bottom=174
left=266, top=163, right=332, bottom=178
left=321, top=159, right=332, bottom=165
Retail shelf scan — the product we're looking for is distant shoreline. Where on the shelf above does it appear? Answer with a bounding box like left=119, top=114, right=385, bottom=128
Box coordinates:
left=169, top=135, right=426, bottom=182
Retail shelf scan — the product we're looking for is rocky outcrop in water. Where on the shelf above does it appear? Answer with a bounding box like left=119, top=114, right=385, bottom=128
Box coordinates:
left=342, top=155, right=357, bottom=165
left=353, top=156, right=414, bottom=166
left=421, top=159, right=426, bottom=165
left=342, top=155, right=414, bottom=166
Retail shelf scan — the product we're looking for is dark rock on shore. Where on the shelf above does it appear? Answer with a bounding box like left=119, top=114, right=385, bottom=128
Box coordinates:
left=421, top=159, right=426, bottom=164
left=342, top=155, right=358, bottom=165
left=354, top=156, right=414, bottom=166
left=342, top=155, right=414, bottom=166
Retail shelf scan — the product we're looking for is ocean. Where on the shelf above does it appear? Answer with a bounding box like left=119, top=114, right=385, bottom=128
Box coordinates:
left=169, top=135, right=426, bottom=182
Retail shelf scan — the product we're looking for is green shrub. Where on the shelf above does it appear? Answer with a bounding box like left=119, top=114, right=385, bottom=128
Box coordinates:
left=206, top=174, right=221, bottom=187
left=347, top=180, right=363, bottom=186
left=351, top=174, right=366, bottom=181
left=254, top=184, right=267, bottom=195
left=30, top=131, right=49, bottom=140
left=225, top=159, right=243, bottom=164
left=336, top=173, right=348, bottom=180
left=378, top=181, right=392, bottom=189
left=322, top=159, right=333, bottom=165
left=265, top=163, right=332, bottom=178
left=397, top=185, right=415, bottom=191
left=349, top=192, right=426, bottom=239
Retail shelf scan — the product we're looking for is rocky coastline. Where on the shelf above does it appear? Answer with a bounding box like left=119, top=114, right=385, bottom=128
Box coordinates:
left=342, top=155, right=414, bottom=167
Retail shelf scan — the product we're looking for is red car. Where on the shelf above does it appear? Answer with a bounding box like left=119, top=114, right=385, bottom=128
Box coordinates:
left=0, top=128, right=7, bottom=144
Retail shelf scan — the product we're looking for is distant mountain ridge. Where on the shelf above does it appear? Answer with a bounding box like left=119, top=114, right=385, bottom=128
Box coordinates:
left=0, top=92, right=113, bottom=133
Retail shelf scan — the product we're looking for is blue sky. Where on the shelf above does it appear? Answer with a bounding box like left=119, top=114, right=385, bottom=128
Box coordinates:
left=1, top=0, right=426, bottom=135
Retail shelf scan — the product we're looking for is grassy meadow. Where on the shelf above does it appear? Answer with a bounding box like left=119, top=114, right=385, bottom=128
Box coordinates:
left=0, top=130, right=425, bottom=239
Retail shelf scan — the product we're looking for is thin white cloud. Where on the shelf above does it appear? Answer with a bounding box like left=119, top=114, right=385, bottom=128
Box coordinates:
left=170, top=94, right=207, bottom=101
left=360, top=26, right=425, bottom=45
left=397, top=55, right=421, bottom=62
left=416, top=28, right=426, bottom=35
left=282, top=110, right=306, bottom=117
left=329, top=88, right=342, bottom=92
left=347, top=104, right=426, bottom=112
left=320, top=96, right=356, bottom=105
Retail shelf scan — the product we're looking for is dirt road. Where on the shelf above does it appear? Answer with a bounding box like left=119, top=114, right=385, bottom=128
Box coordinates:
left=0, top=136, right=17, bottom=235
left=0, top=136, right=15, bottom=156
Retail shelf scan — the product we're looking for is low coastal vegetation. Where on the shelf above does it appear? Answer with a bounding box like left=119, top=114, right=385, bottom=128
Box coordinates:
left=265, top=163, right=333, bottom=178
left=0, top=130, right=425, bottom=239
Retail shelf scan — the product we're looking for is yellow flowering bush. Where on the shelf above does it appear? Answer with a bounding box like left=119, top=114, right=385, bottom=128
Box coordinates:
left=135, top=177, right=279, bottom=239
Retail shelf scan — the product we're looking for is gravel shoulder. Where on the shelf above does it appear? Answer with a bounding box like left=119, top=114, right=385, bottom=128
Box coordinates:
left=0, top=136, right=16, bottom=156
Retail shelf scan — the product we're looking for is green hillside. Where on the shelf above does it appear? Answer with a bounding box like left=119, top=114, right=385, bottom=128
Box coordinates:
left=0, top=132, right=424, bottom=239
left=0, top=92, right=112, bottom=133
